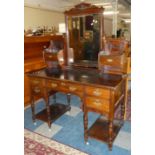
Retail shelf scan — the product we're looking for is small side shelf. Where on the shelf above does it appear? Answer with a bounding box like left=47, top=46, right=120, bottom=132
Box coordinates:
left=35, top=103, right=71, bottom=123
left=88, top=117, right=122, bottom=144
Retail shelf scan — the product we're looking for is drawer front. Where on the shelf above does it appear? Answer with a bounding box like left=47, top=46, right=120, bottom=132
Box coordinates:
left=98, top=54, right=127, bottom=73
left=59, top=81, right=70, bottom=92
left=68, top=83, right=83, bottom=93
left=85, top=86, right=110, bottom=99
left=99, top=54, right=126, bottom=67
left=29, top=78, right=43, bottom=94
left=47, top=80, right=60, bottom=90
left=85, top=96, right=110, bottom=113
left=47, top=80, right=83, bottom=95
left=30, top=78, right=42, bottom=86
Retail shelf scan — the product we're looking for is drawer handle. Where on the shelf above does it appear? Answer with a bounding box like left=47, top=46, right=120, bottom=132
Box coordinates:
left=69, top=86, right=77, bottom=91
left=51, top=83, right=58, bottom=88
left=93, top=89, right=102, bottom=96
left=107, top=59, right=113, bottom=62
left=32, top=80, right=40, bottom=85
left=61, top=82, right=66, bottom=86
left=94, top=99, right=102, bottom=105
left=33, top=87, right=41, bottom=93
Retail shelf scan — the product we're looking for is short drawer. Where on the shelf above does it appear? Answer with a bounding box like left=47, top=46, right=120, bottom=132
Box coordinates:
left=85, top=96, right=110, bottom=113
left=99, top=54, right=126, bottom=67
left=85, top=86, right=110, bottom=99
left=59, top=81, right=69, bottom=92
left=30, top=78, right=42, bottom=86
left=47, top=80, right=60, bottom=90
left=68, top=83, right=83, bottom=93
left=29, top=78, right=43, bottom=94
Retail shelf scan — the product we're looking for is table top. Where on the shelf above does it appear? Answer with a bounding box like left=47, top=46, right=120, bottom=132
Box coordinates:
left=28, top=68, right=123, bottom=89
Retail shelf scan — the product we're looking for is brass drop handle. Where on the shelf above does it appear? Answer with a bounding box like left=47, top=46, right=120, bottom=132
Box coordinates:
left=69, top=86, right=77, bottom=91
left=49, top=55, right=53, bottom=58
left=51, top=83, right=58, bottom=88
left=93, top=89, right=102, bottom=96
left=107, top=59, right=113, bottom=62
left=43, top=45, right=47, bottom=49
left=33, top=87, right=41, bottom=93
left=32, top=80, right=40, bottom=85
left=61, top=82, right=66, bottom=86
left=94, top=99, right=102, bottom=105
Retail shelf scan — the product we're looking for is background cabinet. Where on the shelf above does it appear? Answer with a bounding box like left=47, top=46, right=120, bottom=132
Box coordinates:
left=24, top=35, right=64, bottom=107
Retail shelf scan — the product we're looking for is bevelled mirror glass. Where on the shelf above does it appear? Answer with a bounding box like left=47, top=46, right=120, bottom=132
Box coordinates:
left=64, top=3, right=104, bottom=68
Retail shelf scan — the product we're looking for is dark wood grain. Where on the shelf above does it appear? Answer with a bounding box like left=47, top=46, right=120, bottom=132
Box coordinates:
left=88, top=117, right=122, bottom=144
left=28, top=68, right=123, bottom=89
left=24, top=35, right=64, bottom=60
left=35, top=103, right=71, bottom=124
left=28, top=67, right=125, bottom=150
left=64, top=3, right=104, bottom=16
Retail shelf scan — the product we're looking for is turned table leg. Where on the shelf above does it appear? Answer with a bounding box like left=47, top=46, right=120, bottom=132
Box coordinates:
left=124, top=77, right=128, bottom=120
left=30, top=95, right=36, bottom=124
left=84, top=110, right=88, bottom=143
left=108, top=120, right=113, bottom=151
left=67, top=93, right=71, bottom=108
left=44, top=88, right=51, bottom=128
left=121, top=97, right=125, bottom=125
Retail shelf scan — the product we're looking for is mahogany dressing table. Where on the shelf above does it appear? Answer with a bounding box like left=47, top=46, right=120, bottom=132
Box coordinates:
left=28, top=67, right=125, bottom=150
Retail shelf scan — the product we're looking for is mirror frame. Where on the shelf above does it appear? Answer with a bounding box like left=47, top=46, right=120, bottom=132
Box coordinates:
left=64, top=3, right=104, bottom=67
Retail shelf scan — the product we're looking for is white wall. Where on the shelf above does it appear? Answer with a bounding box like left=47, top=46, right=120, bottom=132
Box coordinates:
left=24, top=6, right=65, bottom=30
left=24, top=6, right=117, bottom=38
left=104, top=18, right=113, bottom=37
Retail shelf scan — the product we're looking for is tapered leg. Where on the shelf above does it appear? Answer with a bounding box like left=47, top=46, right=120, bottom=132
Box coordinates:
left=84, top=110, right=88, bottom=143
left=108, top=120, right=113, bottom=151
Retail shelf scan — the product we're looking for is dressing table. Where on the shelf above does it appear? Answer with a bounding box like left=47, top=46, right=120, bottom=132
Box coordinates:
left=28, top=67, right=125, bottom=150
left=27, top=3, right=126, bottom=151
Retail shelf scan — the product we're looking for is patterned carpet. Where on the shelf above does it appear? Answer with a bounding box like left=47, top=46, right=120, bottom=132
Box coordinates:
left=25, top=93, right=131, bottom=155
left=25, top=129, right=88, bottom=155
